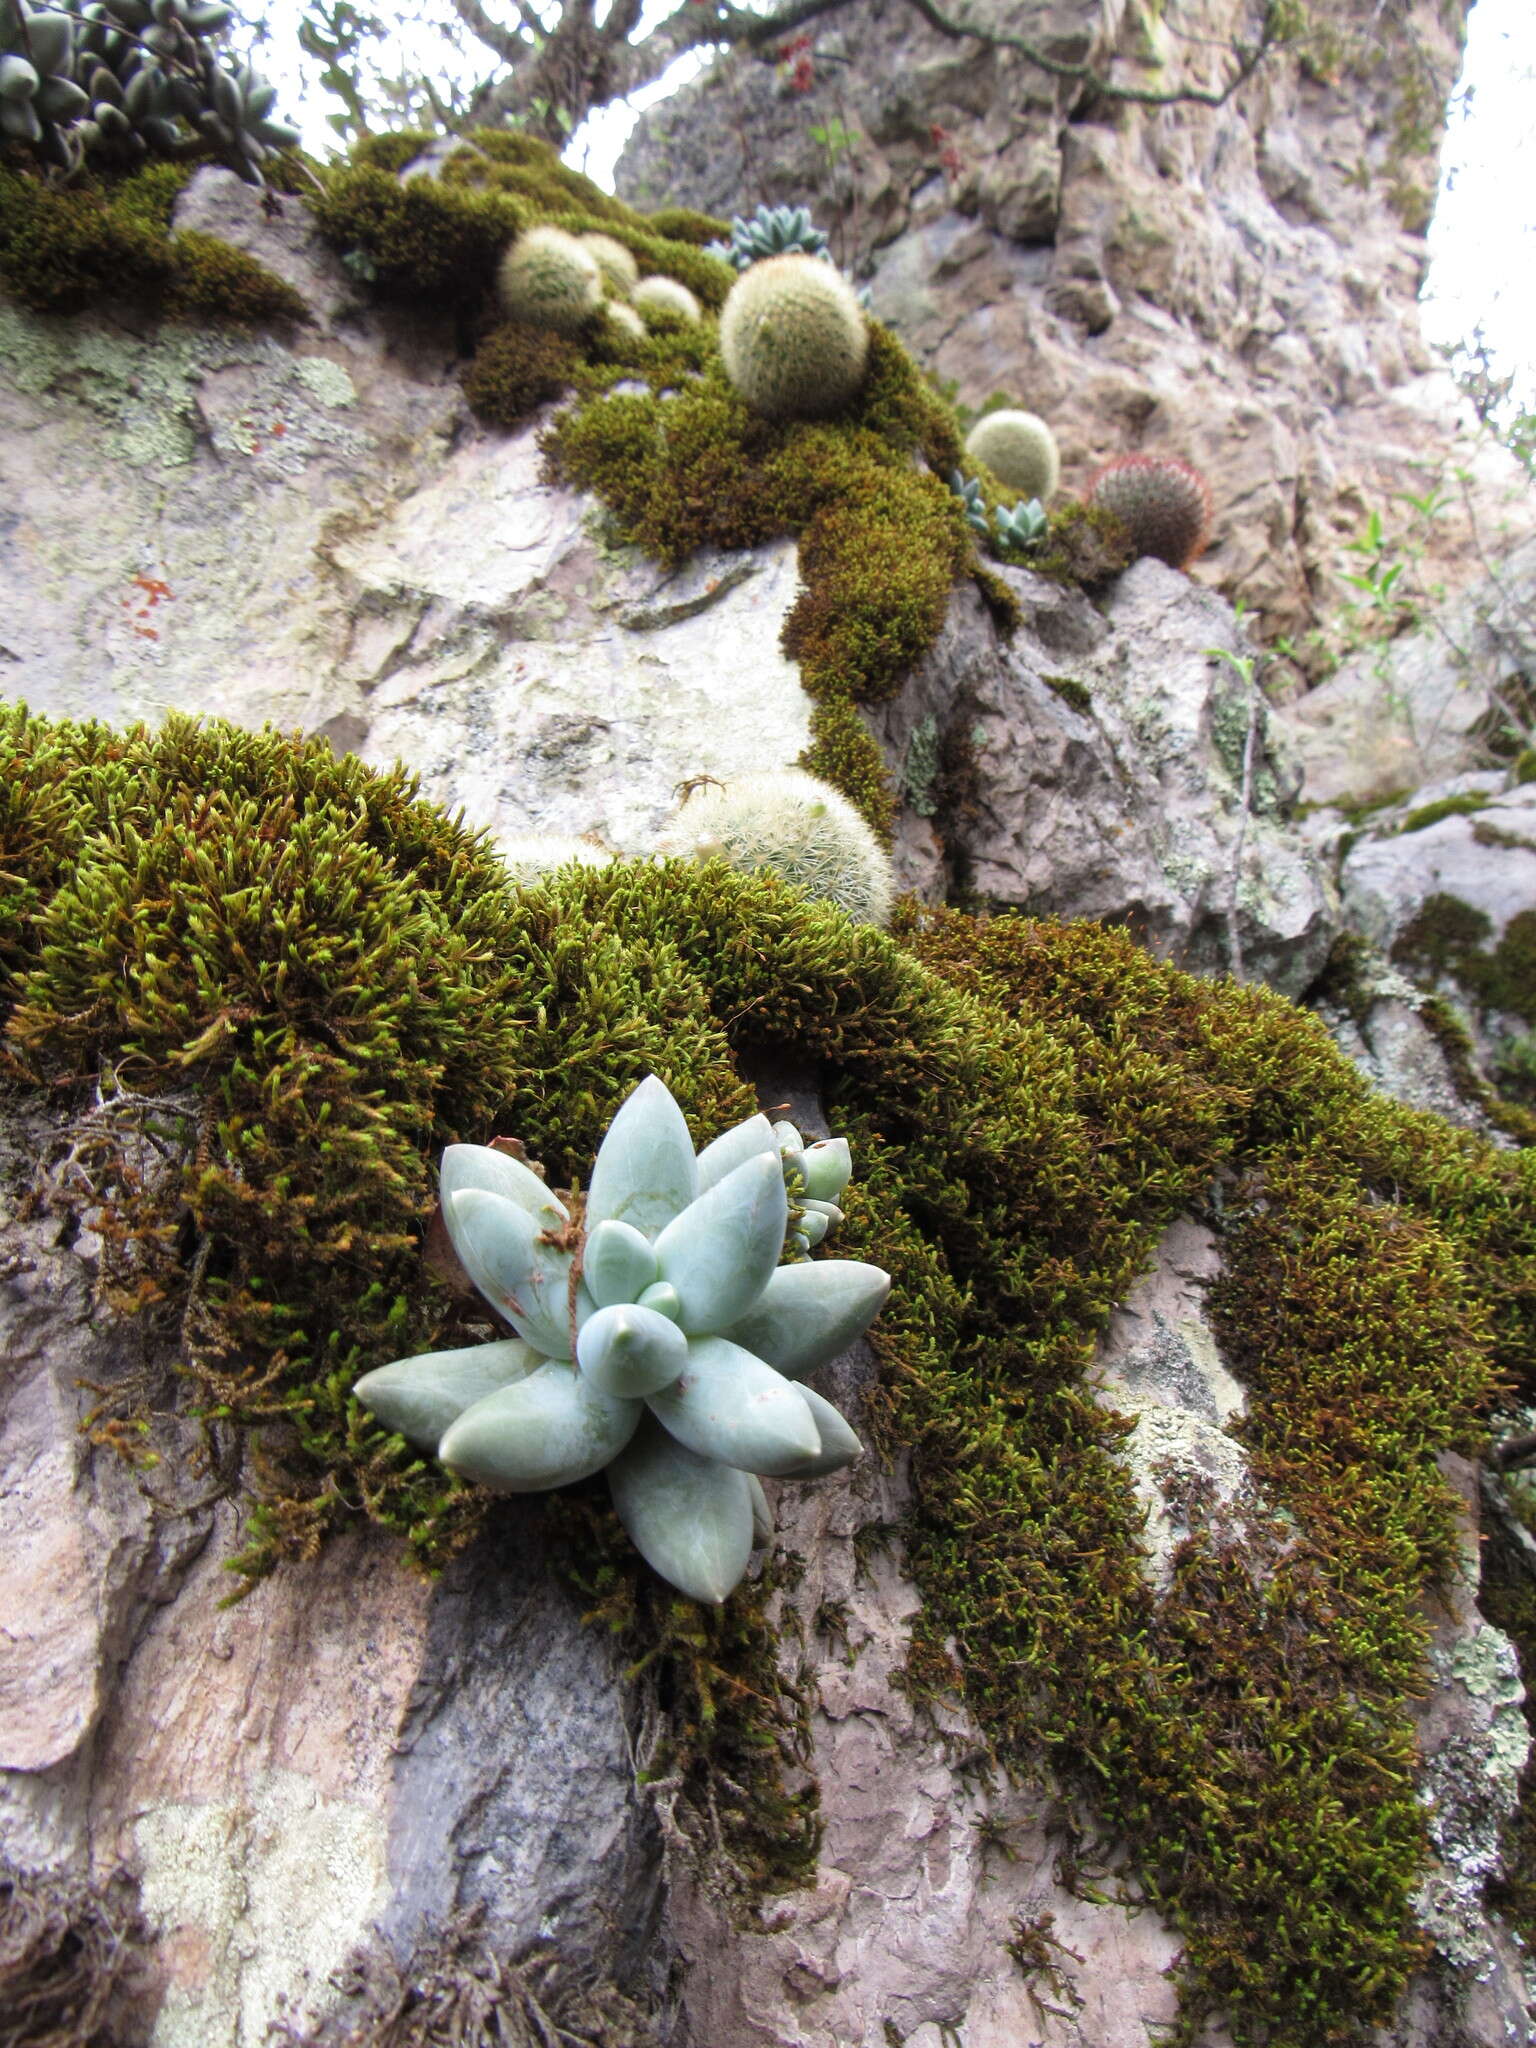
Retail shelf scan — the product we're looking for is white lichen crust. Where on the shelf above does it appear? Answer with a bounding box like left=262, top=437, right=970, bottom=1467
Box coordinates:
left=718, top=254, right=869, bottom=421
left=663, top=769, right=894, bottom=925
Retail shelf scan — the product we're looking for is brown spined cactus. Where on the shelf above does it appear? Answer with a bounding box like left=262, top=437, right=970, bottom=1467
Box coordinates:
left=1085, top=454, right=1212, bottom=570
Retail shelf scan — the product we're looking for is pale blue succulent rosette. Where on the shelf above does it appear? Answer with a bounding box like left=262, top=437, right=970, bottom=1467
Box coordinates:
left=354, top=1076, right=890, bottom=1605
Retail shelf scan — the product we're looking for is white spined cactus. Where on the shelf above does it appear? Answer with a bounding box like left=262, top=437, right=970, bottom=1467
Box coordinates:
left=662, top=769, right=894, bottom=927
left=354, top=1075, right=888, bottom=1604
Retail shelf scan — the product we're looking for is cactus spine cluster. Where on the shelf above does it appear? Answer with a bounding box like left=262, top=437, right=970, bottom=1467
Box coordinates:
left=1086, top=454, right=1212, bottom=570
left=964, top=410, right=1061, bottom=505
left=354, top=1076, right=890, bottom=1603
left=496, top=225, right=604, bottom=335
left=719, top=253, right=869, bottom=421
left=632, top=274, right=702, bottom=326
left=663, top=769, right=894, bottom=927
left=705, top=202, right=830, bottom=272
left=579, top=231, right=639, bottom=299
left=1, top=0, right=296, bottom=181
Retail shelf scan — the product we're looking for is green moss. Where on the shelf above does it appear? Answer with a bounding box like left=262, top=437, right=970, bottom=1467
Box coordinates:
left=8, top=704, right=1536, bottom=2039
left=541, top=339, right=978, bottom=803
left=1028, top=499, right=1134, bottom=589
left=1397, top=792, right=1489, bottom=834
left=1042, top=674, right=1093, bottom=716
left=1514, top=749, right=1536, bottom=786
left=462, top=320, right=580, bottom=427
left=798, top=699, right=896, bottom=845
left=1392, top=891, right=1536, bottom=1026
left=0, top=163, right=304, bottom=323
left=306, top=164, right=524, bottom=307
left=646, top=205, right=733, bottom=246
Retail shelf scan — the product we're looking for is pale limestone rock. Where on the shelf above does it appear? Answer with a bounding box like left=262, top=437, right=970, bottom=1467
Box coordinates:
left=871, top=557, right=1337, bottom=995
left=1284, top=533, right=1536, bottom=807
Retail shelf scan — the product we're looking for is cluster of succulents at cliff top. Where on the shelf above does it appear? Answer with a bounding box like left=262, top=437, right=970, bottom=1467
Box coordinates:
left=1, top=0, right=296, bottom=181
left=355, top=1075, right=890, bottom=1604
left=705, top=202, right=830, bottom=271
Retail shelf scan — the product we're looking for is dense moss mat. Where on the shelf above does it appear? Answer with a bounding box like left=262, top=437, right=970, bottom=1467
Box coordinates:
left=0, top=158, right=310, bottom=321
left=7, top=707, right=1536, bottom=2039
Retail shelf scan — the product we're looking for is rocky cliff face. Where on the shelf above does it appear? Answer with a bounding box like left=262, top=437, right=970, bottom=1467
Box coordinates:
left=618, top=0, right=1533, bottom=661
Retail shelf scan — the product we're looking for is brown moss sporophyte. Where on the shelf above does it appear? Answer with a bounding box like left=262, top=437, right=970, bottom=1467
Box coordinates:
left=353, top=1074, right=889, bottom=1603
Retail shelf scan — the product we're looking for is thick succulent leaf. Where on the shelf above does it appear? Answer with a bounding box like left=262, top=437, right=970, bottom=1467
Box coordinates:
left=797, top=1210, right=829, bottom=1248
left=694, top=1112, right=775, bottom=1193
left=775, top=1385, right=863, bottom=1478
left=746, top=1472, right=773, bottom=1548
left=440, top=1141, right=567, bottom=1228
left=585, top=1074, right=697, bottom=1239
left=0, top=55, right=40, bottom=100
left=25, top=13, right=76, bottom=75
left=800, top=1138, right=852, bottom=1203
left=637, top=1280, right=682, bottom=1322
left=654, top=1152, right=787, bottom=1333
left=577, top=1301, right=689, bottom=1399
left=771, top=1119, right=803, bottom=1153
left=721, top=1259, right=891, bottom=1379
left=584, top=1216, right=658, bottom=1308
left=607, top=1416, right=753, bottom=1604
left=447, top=1186, right=574, bottom=1359
left=648, top=1336, right=820, bottom=1476
left=353, top=1338, right=539, bottom=1452
left=439, top=1361, right=639, bottom=1491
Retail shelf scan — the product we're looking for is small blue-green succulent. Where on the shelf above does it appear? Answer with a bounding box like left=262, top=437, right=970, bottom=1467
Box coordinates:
left=949, top=469, right=992, bottom=540
left=355, top=1076, right=889, bottom=1605
left=993, top=498, right=1048, bottom=552
left=705, top=202, right=831, bottom=272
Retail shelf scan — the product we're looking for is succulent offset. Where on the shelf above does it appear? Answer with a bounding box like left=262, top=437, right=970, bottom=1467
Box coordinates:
left=949, top=469, right=992, bottom=540
left=705, top=202, right=831, bottom=272
left=993, top=498, right=1048, bottom=551
left=354, top=1076, right=890, bottom=1604
left=2, top=0, right=296, bottom=181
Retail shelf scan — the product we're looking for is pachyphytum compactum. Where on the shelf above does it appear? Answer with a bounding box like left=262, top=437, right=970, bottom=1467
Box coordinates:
left=354, top=1075, right=890, bottom=1603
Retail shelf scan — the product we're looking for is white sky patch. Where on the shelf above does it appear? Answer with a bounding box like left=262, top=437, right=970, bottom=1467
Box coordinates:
left=1421, top=0, right=1536, bottom=411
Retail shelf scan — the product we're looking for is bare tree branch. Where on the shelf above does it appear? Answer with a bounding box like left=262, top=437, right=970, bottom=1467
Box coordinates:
left=460, top=0, right=1290, bottom=148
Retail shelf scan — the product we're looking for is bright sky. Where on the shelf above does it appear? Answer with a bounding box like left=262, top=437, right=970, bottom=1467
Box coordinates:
left=1420, top=0, right=1536, bottom=413
left=251, top=0, right=1535, bottom=410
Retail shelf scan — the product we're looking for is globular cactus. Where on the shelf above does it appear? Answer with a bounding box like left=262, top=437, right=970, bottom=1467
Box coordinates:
left=662, top=769, right=893, bottom=927
left=964, top=410, right=1060, bottom=505
left=354, top=1075, right=888, bottom=1604
left=719, top=253, right=868, bottom=421
left=499, top=835, right=615, bottom=885
left=705, top=202, right=830, bottom=272
left=1086, top=454, right=1212, bottom=571
left=580, top=231, right=639, bottom=298
left=496, top=225, right=604, bottom=336
left=602, top=300, right=648, bottom=341
left=632, top=274, right=701, bottom=326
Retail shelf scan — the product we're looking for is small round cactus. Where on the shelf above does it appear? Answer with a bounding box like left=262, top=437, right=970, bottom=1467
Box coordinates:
left=1086, top=454, right=1212, bottom=570
left=602, top=301, right=648, bottom=341
left=663, top=769, right=893, bottom=927
left=632, top=275, right=702, bottom=326
left=718, top=254, right=869, bottom=421
left=580, top=232, right=640, bottom=298
left=496, top=226, right=604, bottom=336
left=499, top=835, right=615, bottom=885
left=964, top=410, right=1061, bottom=504
left=353, top=1075, right=889, bottom=1604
